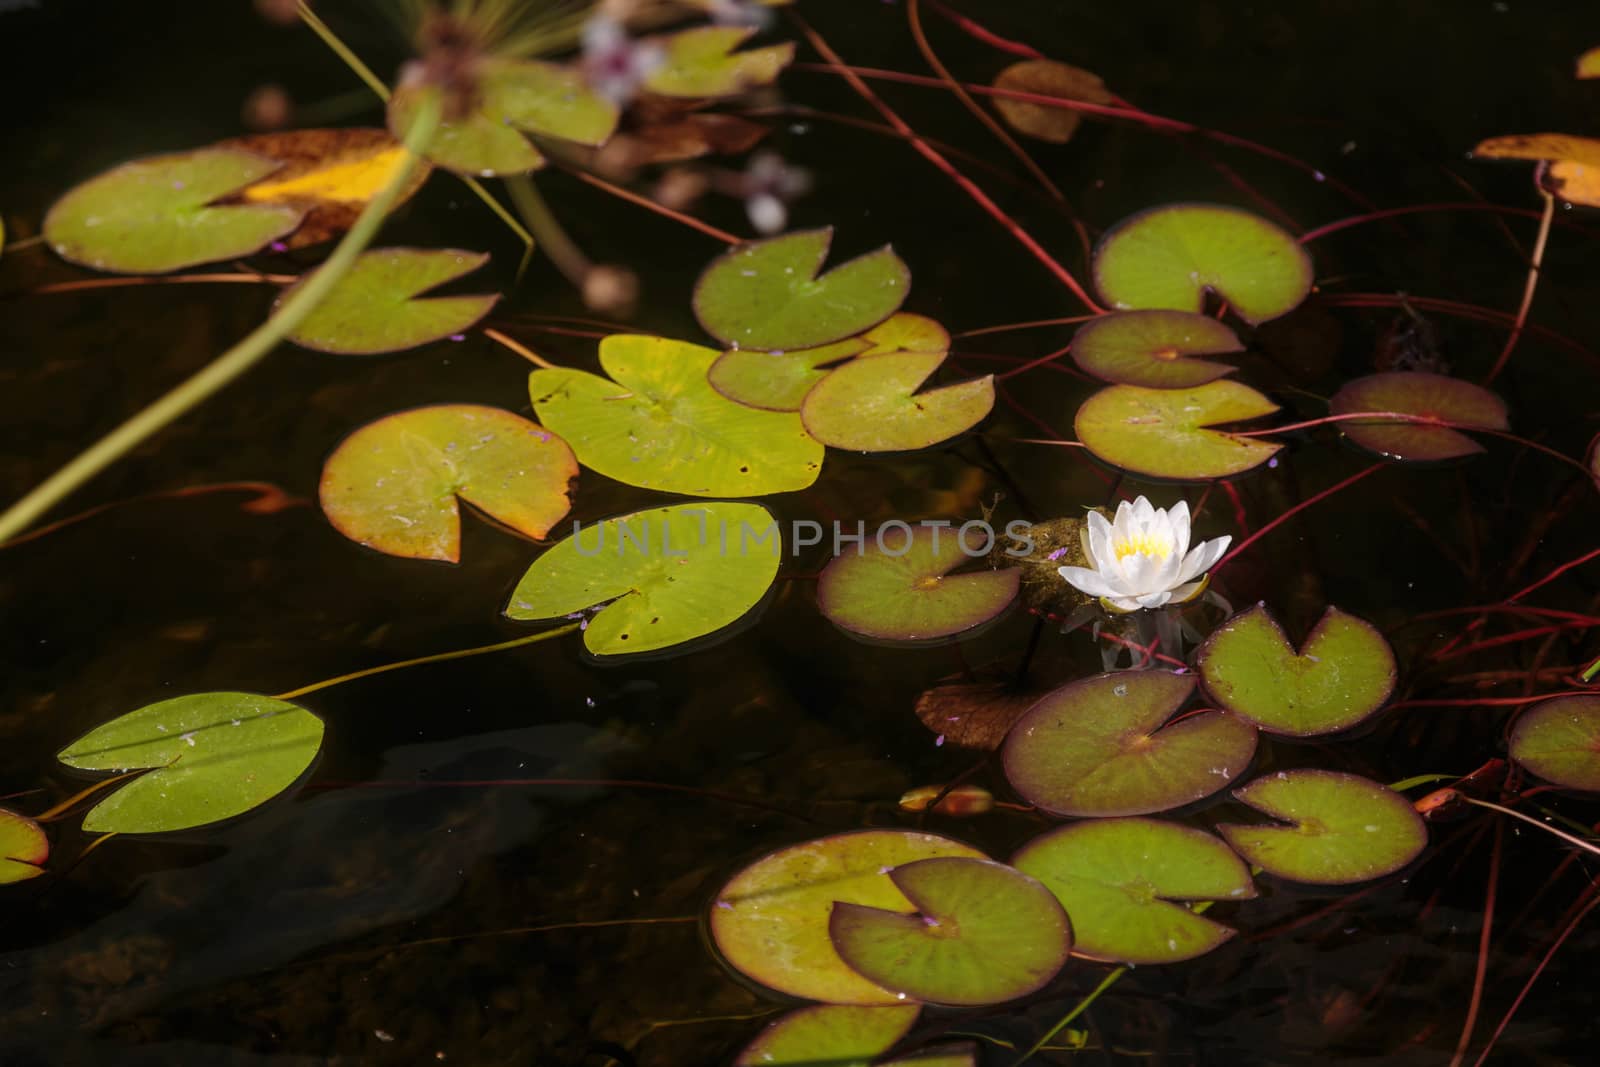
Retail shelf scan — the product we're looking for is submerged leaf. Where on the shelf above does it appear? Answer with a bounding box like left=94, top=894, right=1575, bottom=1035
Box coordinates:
left=1071, top=310, right=1242, bottom=388
left=645, top=26, right=795, bottom=98
left=57, top=694, right=324, bottom=834
left=1508, top=694, right=1600, bottom=791
left=44, top=148, right=303, bottom=273
left=320, top=404, right=577, bottom=562
left=693, top=228, right=911, bottom=351
left=1075, top=381, right=1282, bottom=480
left=1092, top=203, right=1313, bottom=325
left=528, top=334, right=824, bottom=496
left=734, top=1005, right=921, bottom=1067
left=1329, top=371, right=1508, bottom=462
left=991, top=59, right=1115, bottom=144
left=801, top=352, right=994, bottom=452
left=505, top=501, right=780, bottom=657
left=280, top=248, right=498, bottom=355
left=0, top=809, right=48, bottom=884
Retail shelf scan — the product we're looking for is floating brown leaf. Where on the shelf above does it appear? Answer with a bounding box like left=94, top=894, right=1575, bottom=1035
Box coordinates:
left=991, top=59, right=1116, bottom=144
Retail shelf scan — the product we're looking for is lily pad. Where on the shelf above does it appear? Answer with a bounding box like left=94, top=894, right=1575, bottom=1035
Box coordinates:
left=1472, top=133, right=1600, bottom=167
left=0, top=809, right=47, bottom=884
left=1012, top=818, right=1255, bottom=964
left=1075, top=381, right=1282, bottom=480
left=1546, top=159, right=1600, bottom=208
left=829, top=857, right=1071, bottom=1007
left=816, top=523, right=1019, bottom=642
left=279, top=248, right=498, bottom=355
left=44, top=148, right=304, bottom=273
left=1218, top=770, right=1428, bottom=885
left=389, top=59, right=618, bottom=176
left=528, top=334, right=823, bottom=497
left=708, top=336, right=871, bottom=411
left=1508, top=694, right=1600, bottom=791
left=57, top=693, right=324, bottom=834
left=734, top=1005, right=921, bottom=1067
left=801, top=352, right=995, bottom=452
left=693, top=228, right=911, bottom=351
left=505, top=501, right=780, bottom=657
left=914, top=677, right=1046, bottom=751
left=1071, top=310, right=1242, bottom=388
left=221, top=127, right=433, bottom=249
left=1092, top=203, right=1313, bottom=325
left=320, top=404, right=577, bottom=563
left=991, top=59, right=1116, bottom=144
left=645, top=26, right=795, bottom=98
left=1329, top=371, right=1509, bottom=462
left=1001, top=672, right=1258, bottom=817
left=709, top=829, right=988, bottom=1005
left=1196, top=605, right=1396, bottom=737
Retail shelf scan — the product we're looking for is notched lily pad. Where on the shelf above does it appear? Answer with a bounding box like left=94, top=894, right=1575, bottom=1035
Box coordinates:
left=710, top=829, right=988, bottom=1005
left=709, top=336, right=871, bottom=411
left=57, top=693, right=324, bottom=834
left=280, top=248, right=499, bottom=355
left=693, top=228, right=911, bottom=352
left=1508, top=694, right=1600, bottom=791
left=1071, top=310, right=1242, bottom=388
left=645, top=26, right=795, bottom=98
left=734, top=1005, right=921, bottom=1067
left=1329, top=371, right=1508, bottom=462
left=829, top=857, right=1071, bottom=1007
left=505, top=501, right=780, bottom=657
left=991, top=59, right=1115, bottom=144
left=0, top=809, right=48, bottom=884
left=1075, top=381, right=1282, bottom=480
left=817, top=523, right=1020, bottom=643
left=1218, top=770, right=1427, bottom=885
left=529, top=334, right=824, bottom=496
left=801, top=352, right=995, bottom=452
left=222, top=127, right=432, bottom=249
left=320, top=404, right=577, bottom=563
left=1093, top=203, right=1313, bottom=325
left=1013, top=818, right=1255, bottom=964
left=1001, top=672, right=1258, bottom=817
left=1197, top=604, right=1396, bottom=737
left=44, top=148, right=304, bottom=273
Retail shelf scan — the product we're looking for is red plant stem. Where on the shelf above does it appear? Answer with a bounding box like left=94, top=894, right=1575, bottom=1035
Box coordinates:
left=1449, top=821, right=1502, bottom=1067
left=1298, top=200, right=1594, bottom=245
left=1402, top=604, right=1600, bottom=627
left=1389, top=692, right=1593, bottom=710
left=995, top=342, right=1075, bottom=380
left=0, top=481, right=306, bottom=550
left=957, top=315, right=1098, bottom=338
left=1218, top=480, right=1251, bottom=536
left=1484, top=189, right=1556, bottom=384
left=927, top=0, right=1043, bottom=59
left=1504, top=546, right=1600, bottom=605
left=1211, top=463, right=1383, bottom=575
left=23, top=271, right=295, bottom=296
left=558, top=165, right=742, bottom=246
left=1232, top=413, right=1588, bottom=478
left=1430, top=623, right=1592, bottom=662
left=1317, top=292, right=1598, bottom=366
left=787, top=20, right=1105, bottom=314
left=1013, top=436, right=1088, bottom=448
left=1473, top=886, right=1600, bottom=1067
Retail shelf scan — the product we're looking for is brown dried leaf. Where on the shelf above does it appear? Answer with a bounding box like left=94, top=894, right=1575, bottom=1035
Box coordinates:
left=991, top=59, right=1116, bottom=145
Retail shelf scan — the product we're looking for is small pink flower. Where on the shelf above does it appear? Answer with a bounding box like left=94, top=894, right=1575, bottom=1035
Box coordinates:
left=581, top=16, right=664, bottom=106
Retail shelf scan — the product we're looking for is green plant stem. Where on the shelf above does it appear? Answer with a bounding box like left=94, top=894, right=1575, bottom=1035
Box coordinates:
left=273, top=623, right=580, bottom=701
left=1009, top=966, right=1127, bottom=1066
left=505, top=172, right=590, bottom=286
left=0, top=93, right=444, bottom=546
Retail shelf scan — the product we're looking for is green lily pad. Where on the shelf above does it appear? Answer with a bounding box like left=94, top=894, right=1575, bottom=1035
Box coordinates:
left=1075, top=381, right=1283, bottom=480
left=1001, top=672, right=1258, bottom=817
left=1012, top=818, right=1255, bottom=964
left=816, top=523, right=1019, bottom=642
left=693, top=228, right=911, bottom=351
left=1508, top=694, right=1600, bottom=791
left=1092, top=203, right=1313, bottom=325
left=708, top=336, right=871, bottom=411
left=1071, top=310, right=1243, bottom=388
left=0, top=809, right=48, bottom=884
left=389, top=59, right=619, bottom=176
left=1218, top=770, right=1428, bottom=885
left=528, top=334, right=823, bottom=497
left=858, top=313, right=950, bottom=356
left=734, top=1005, right=921, bottom=1067
left=44, top=148, right=304, bottom=274
left=1196, top=605, right=1396, bottom=737
left=505, top=501, right=780, bottom=657
left=57, top=693, right=324, bottom=834
left=801, top=352, right=995, bottom=452
left=645, top=26, right=795, bottom=98
left=829, top=858, right=1071, bottom=1007
left=320, top=404, right=577, bottom=563
left=1328, top=372, right=1509, bottom=462
left=710, top=829, right=988, bottom=1005
left=279, top=248, right=499, bottom=355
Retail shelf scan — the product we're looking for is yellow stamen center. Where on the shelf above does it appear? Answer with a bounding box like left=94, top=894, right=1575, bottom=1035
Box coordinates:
left=1113, top=533, right=1171, bottom=561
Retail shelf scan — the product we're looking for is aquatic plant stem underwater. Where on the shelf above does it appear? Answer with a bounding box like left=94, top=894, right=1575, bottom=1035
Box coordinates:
left=0, top=92, right=445, bottom=546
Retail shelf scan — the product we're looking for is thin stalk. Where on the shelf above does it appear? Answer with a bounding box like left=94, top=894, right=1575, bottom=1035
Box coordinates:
left=1009, top=966, right=1127, bottom=1066
left=504, top=173, right=591, bottom=289
left=482, top=326, right=558, bottom=369
left=0, top=93, right=445, bottom=545
left=1457, top=796, right=1600, bottom=858
left=1484, top=188, right=1556, bottom=384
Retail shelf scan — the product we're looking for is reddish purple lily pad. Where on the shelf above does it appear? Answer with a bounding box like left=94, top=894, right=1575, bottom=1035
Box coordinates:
left=829, top=858, right=1072, bottom=1007
left=1071, top=310, right=1243, bottom=388
left=817, top=524, right=1020, bottom=643
left=1001, top=672, right=1258, bottom=817
left=1329, top=372, right=1508, bottom=462
left=1508, top=694, right=1600, bottom=791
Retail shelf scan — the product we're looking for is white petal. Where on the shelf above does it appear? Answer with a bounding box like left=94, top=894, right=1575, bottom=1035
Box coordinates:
left=1103, top=593, right=1145, bottom=613
left=1167, top=500, right=1192, bottom=557
left=1116, top=550, right=1162, bottom=596
left=1129, top=495, right=1157, bottom=527
left=1058, top=565, right=1120, bottom=599
left=1168, top=578, right=1207, bottom=605
left=1175, top=535, right=1231, bottom=583
left=1132, top=589, right=1175, bottom=609
left=1085, top=510, right=1114, bottom=569
left=1149, top=543, right=1186, bottom=591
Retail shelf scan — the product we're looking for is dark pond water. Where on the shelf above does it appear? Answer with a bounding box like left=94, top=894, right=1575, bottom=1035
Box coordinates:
left=3, top=0, right=1600, bottom=1063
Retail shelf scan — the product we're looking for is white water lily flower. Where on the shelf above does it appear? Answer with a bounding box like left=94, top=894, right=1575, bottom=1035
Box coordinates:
left=1057, top=496, right=1230, bottom=613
